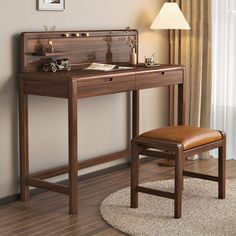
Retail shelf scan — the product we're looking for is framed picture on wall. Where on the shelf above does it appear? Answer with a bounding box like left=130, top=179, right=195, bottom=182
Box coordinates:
left=37, top=0, right=65, bottom=11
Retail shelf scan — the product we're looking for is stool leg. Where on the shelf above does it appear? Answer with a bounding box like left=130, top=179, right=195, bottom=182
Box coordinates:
left=131, top=141, right=139, bottom=208
left=174, top=147, right=184, bottom=219
left=218, top=134, right=226, bottom=199
left=182, top=157, right=186, bottom=191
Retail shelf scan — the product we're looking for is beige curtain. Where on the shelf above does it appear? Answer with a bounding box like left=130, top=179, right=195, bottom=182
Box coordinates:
left=171, top=0, right=212, bottom=129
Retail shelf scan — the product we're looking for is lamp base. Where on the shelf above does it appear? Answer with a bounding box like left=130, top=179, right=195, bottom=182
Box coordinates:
left=158, top=159, right=175, bottom=167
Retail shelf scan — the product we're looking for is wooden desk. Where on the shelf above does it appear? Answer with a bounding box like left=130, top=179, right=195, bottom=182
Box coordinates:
left=19, top=30, right=185, bottom=214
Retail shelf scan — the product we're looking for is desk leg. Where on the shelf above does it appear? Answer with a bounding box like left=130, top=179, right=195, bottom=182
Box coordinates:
left=68, top=80, right=78, bottom=215
left=178, top=83, right=186, bottom=125
left=168, top=86, right=175, bottom=125
left=19, top=79, right=29, bottom=201
left=132, top=90, right=140, bottom=138
left=159, top=75, right=186, bottom=167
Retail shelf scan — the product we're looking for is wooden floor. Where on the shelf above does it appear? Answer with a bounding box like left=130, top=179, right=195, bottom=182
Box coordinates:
left=0, top=158, right=236, bottom=236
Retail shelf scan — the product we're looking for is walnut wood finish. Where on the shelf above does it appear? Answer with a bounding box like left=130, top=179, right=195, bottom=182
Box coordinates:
left=19, top=30, right=185, bottom=215
left=168, top=86, right=175, bottom=125
left=139, top=149, right=175, bottom=160
left=26, top=178, right=69, bottom=195
left=30, top=149, right=130, bottom=180
left=21, top=30, right=138, bottom=73
left=175, top=146, right=184, bottom=218
left=23, top=78, right=68, bottom=98
left=77, top=72, right=135, bottom=98
left=183, top=171, right=219, bottom=181
left=0, top=159, right=234, bottom=235
left=68, top=79, right=78, bottom=214
left=137, top=186, right=175, bottom=199
left=135, top=69, right=183, bottom=89
left=19, top=78, right=29, bottom=202
left=219, top=132, right=226, bottom=199
left=132, top=90, right=140, bottom=138
left=130, top=141, right=139, bottom=208
left=178, top=68, right=186, bottom=125
left=131, top=131, right=226, bottom=219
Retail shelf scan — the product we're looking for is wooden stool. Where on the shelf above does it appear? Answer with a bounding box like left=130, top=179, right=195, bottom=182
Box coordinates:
left=130, top=126, right=226, bottom=219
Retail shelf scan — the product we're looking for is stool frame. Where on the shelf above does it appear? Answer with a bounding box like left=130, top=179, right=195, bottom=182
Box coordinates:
left=130, top=131, right=226, bottom=219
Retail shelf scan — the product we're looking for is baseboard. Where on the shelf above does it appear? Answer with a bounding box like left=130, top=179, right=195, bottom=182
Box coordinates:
left=0, top=194, right=20, bottom=205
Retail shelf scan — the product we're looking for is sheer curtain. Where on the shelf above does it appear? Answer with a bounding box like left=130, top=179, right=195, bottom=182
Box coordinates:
left=211, top=0, right=236, bottom=159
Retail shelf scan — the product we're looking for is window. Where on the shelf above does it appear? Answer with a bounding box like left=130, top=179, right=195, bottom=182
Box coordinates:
left=211, top=0, right=236, bottom=159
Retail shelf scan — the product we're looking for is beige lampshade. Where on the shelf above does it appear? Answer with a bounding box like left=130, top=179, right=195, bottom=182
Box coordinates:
left=151, top=3, right=190, bottom=30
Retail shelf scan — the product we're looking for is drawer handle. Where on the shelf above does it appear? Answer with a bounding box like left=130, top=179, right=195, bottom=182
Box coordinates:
left=81, top=32, right=90, bottom=37
left=61, top=33, right=70, bottom=38
left=161, top=72, right=165, bottom=75
left=104, top=78, right=113, bottom=83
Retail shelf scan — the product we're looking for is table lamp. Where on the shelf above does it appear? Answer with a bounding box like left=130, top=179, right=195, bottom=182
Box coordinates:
left=150, top=2, right=190, bottom=167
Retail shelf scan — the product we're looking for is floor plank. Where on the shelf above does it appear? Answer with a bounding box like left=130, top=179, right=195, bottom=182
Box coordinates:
left=0, top=159, right=235, bottom=236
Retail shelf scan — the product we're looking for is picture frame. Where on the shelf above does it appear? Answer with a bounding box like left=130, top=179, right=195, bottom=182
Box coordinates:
left=37, top=0, right=65, bottom=11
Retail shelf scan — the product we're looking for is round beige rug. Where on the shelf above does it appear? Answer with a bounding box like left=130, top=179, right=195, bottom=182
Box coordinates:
left=100, top=179, right=236, bottom=236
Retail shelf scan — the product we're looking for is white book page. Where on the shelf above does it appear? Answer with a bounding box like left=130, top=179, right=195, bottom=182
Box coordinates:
left=84, top=63, right=133, bottom=71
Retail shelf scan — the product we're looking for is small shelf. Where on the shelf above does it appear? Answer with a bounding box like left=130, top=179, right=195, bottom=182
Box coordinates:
left=29, top=51, right=71, bottom=57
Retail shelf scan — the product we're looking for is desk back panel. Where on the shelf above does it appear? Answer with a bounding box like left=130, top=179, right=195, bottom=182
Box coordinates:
left=20, top=29, right=138, bottom=73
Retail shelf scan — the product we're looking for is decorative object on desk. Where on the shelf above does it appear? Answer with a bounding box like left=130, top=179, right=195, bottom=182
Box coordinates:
left=130, top=47, right=137, bottom=65
left=119, top=35, right=137, bottom=49
left=150, top=2, right=190, bottom=167
left=20, top=30, right=138, bottom=72
left=38, top=0, right=65, bottom=11
left=84, top=63, right=133, bottom=72
left=42, top=58, right=71, bottom=72
left=44, top=25, right=56, bottom=31
left=144, top=53, right=155, bottom=67
left=119, top=33, right=137, bottom=65
left=46, top=40, right=55, bottom=53
left=103, top=36, right=113, bottom=63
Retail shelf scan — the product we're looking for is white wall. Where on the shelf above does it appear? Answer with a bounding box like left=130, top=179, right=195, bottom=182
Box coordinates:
left=0, top=0, right=168, bottom=198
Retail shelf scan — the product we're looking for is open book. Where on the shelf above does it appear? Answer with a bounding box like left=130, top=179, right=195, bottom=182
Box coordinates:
left=84, top=63, right=133, bottom=72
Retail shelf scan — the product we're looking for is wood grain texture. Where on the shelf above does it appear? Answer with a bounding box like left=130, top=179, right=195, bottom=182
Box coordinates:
left=26, top=178, right=69, bottom=195
left=21, top=30, right=138, bottom=73
left=19, top=64, right=184, bottom=215
left=131, top=127, right=225, bottom=219
left=174, top=146, right=183, bottom=218
left=0, top=159, right=235, bottom=236
left=139, top=149, right=175, bottom=160
left=19, top=78, right=29, bottom=202
left=132, top=90, right=139, bottom=138
left=68, top=79, right=78, bottom=215
left=77, top=73, right=135, bottom=98
left=178, top=67, right=186, bottom=125
left=20, top=65, right=184, bottom=100
left=135, top=69, right=183, bottom=90
left=30, top=150, right=130, bottom=180
left=19, top=30, right=186, bottom=216
left=130, top=141, right=139, bottom=208
left=136, top=186, right=175, bottom=199
left=218, top=131, right=226, bottom=199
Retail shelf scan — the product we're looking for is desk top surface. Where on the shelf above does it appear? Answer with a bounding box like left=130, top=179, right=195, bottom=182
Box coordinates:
left=20, top=64, right=184, bottom=82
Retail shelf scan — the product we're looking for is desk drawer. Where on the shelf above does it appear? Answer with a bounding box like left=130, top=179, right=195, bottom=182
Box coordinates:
left=77, top=74, right=135, bottom=98
left=136, top=70, right=183, bottom=90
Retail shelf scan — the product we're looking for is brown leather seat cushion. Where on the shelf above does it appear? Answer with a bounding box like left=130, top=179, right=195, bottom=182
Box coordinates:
left=140, top=126, right=222, bottom=150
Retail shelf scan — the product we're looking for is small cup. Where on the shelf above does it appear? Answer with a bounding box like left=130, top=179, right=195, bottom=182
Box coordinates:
left=145, top=56, right=155, bottom=67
